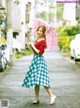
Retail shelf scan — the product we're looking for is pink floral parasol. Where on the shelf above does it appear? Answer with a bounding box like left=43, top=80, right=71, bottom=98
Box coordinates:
left=33, top=18, right=59, bottom=51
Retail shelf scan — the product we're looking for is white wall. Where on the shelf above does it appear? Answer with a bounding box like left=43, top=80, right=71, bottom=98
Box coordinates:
left=18, top=0, right=27, bottom=48
left=12, top=2, right=21, bottom=31
left=28, top=0, right=35, bottom=28
left=28, top=0, right=36, bottom=41
left=63, top=3, right=76, bottom=25
left=2, top=0, right=6, bottom=8
left=17, top=0, right=36, bottom=48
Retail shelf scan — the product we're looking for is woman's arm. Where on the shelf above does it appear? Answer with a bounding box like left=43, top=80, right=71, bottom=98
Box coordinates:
left=29, top=42, right=39, bottom=54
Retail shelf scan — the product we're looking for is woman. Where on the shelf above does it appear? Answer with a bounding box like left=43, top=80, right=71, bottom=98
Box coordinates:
left=22, top=25, right=56, bottom=105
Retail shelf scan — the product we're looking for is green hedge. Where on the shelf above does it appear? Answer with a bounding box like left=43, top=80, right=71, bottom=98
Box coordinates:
left=56, top=25, right=80, bottom=36
left=14, top=49, right=33, bottom=59
left=57, top=25, right=80, bottom=52
left=58, top=36, right=74, bottom=52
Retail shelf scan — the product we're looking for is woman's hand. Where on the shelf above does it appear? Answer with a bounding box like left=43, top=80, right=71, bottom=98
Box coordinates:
left=28, top=42, right=34, bottom=47
left=28, top=42, right=39, bottom=54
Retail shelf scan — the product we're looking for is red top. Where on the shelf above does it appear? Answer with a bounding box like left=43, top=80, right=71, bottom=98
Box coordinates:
left=34, top=40, right=46, bottom=55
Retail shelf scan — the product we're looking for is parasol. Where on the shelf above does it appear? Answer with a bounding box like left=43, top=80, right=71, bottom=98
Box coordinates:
left=33, top=18, right=59, bottom=51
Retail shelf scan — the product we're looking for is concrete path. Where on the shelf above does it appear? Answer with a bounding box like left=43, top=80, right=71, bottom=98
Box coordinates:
left=0, top=51, right=80, bottom=108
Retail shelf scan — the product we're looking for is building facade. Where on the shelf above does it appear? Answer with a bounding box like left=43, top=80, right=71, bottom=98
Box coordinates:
left=76, top=0, right=80, bottom=30
left=0, top=0, right=6, bottom=39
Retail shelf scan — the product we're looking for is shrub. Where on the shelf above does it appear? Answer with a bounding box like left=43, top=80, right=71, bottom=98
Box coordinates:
left=14, top=54, right=22, bottom=58
left=21, top=49, right=33, bottom=56
left=57, top=25, right=79, bottom=52
left=58, top=36, right=74, bottom=52
left=0, top=39, right=7, bottom=44
left=63, top=25, right=80, bottom=36
left=14, top=49, right=33, bottom=59
left=56, top=25, right=80, bottom=36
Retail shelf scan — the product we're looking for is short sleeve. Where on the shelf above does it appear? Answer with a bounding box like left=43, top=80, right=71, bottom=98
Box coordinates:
left=38, top=42, right=46, bottom=55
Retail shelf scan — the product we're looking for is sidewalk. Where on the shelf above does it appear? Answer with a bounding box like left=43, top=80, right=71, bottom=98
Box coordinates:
left=0, top=51, right=80, bottom=108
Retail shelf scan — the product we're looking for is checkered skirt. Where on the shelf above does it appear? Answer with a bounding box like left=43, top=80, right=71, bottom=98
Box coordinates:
left=22, top=54, right=50, bottom=88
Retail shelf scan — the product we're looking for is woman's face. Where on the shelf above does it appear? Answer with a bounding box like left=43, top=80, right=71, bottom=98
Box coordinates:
left=37, top=27, right=44, bottom=38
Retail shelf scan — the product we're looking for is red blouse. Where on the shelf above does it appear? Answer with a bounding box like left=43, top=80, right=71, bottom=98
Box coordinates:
left=34, top=40, right=46, bottom=55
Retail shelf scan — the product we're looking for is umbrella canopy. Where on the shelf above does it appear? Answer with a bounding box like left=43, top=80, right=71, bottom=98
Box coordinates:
left=33, top=18, right=59, bottom=51
left=33, top=18, right=50, bottom=33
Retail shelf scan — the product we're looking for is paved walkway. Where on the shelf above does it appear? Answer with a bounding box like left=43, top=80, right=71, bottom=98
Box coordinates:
left=0, top=51, right=80, bottom=108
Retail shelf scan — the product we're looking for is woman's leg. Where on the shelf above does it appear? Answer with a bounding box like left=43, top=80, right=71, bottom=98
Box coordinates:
left=44, top=86, right=53, bottom=97
left=34, top=85, right=40, bottom=101
left=44, top=86, right=56, bottom=104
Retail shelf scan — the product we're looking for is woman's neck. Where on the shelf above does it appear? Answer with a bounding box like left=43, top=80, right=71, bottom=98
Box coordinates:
left=37, top=38, right=45, bottom=42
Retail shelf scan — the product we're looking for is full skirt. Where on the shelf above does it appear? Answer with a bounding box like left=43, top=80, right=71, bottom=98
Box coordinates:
left=22, top=54, right=50, bottom=88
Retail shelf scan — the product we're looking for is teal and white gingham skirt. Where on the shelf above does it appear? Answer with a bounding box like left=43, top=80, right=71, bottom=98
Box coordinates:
left=22, top=54, right=50, bottom=88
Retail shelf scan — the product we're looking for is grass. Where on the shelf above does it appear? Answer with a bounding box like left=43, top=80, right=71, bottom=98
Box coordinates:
left=21, top=49, right=33, bottom=56
left=14, top=49, right=33, bottom=59
left=14, top=54, right=23, bottom=58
